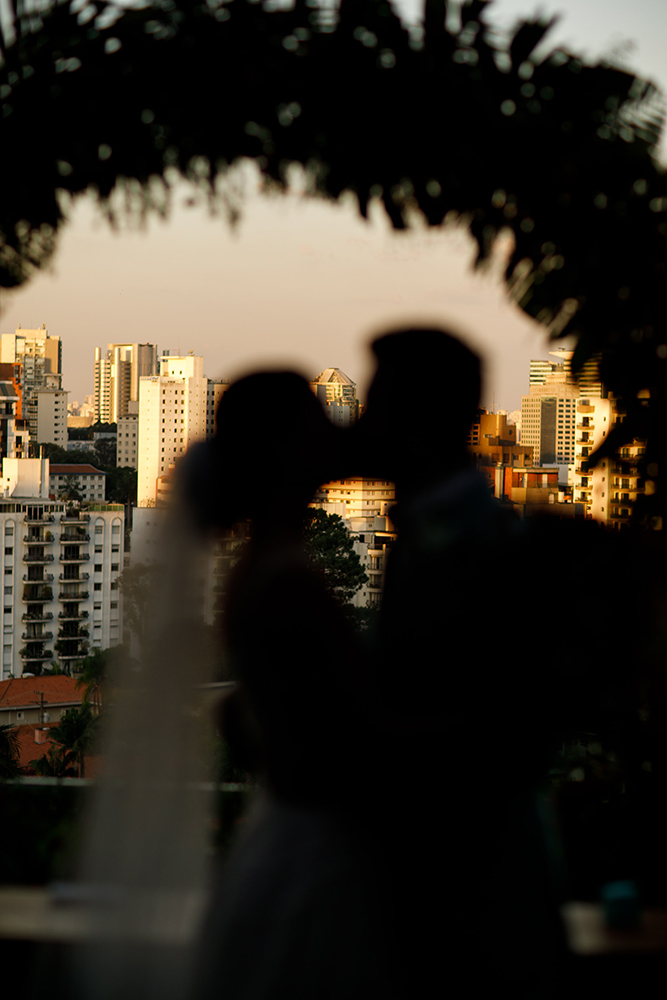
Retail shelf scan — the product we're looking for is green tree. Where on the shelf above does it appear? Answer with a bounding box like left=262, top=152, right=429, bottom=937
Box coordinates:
left=29, top=744, right=77, bottom=778
left=0, top=724, right=24, bottom=780
left=47, top=704, right=98, bottom=778
left=105, top=466, right=137, bottom=505
left=68, top=427, right=94, bottom=441
left=303, top=509, right=368, bottom=608
left=94, top=437, right=116, bottom=469
left=58, top=474, right=84, bottom=502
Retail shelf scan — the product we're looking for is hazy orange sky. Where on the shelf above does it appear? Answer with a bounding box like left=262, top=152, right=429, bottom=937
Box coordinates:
left=0, top=0, right=664, bottom=411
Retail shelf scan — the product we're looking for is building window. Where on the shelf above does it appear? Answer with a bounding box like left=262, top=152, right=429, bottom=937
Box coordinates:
left=94, top=582, right=102, bottom=591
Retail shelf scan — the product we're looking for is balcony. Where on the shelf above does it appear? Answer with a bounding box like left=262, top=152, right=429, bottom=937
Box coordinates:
left=57, top=627, right=89, bottom=641
left=23, top=514, right=55, bottom=525
left=22, top=574, right=54, bottom=584
left=58, top=572, right=90, bottom=582
left=59, top=533, right=90, bottom=543
left=58, top=610, right=89, bottom=621
left=22, top=612, right=54, bottom=624
left=23, top=553, right=55, bottom=564
left=21, top=631, right=53, bottom=641
left=18, top=647, right=52, bottom=661
left=59, top=553, right=90, bottom=563
left=22, top=587, right=53, bottom=603
left=22, top=533, right=54, bottom=544
left=57, top=591, right=89, bottom=602
left=54, top=640, right=89, bottom=659
left=60, top=513, right=90, bottom=524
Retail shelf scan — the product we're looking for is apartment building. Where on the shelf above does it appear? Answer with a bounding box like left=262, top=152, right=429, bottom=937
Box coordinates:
left=0, top=326, right=62, bottom=402
left=94, top=343, right=158, bottom=423
left=0, top=476, right=124, bottom=677
left=117, top=402, right=138, bottom=469
left=311, top=478, right=395, bottom=518
left=137, top=357, right=226, bottom=507
left=30, top=386, right=68, bottom=447
left=49, top=465, right=106, bottom=503
left=310, top=368, right=360, bottom=427
left=571, top=396, right=646, bottom=527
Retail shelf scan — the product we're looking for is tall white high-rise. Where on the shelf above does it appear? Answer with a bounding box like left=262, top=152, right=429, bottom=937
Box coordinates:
left=137, top=355, right=208, bottom=507
left=94, top=343, right=158, bottom=424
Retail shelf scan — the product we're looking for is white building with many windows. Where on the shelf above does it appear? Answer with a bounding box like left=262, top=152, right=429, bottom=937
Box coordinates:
left=49, top=465, right=106, bottom=503
left=0, top=468, right=124, bottom=678
left=137, top=357, right=228, bottom=507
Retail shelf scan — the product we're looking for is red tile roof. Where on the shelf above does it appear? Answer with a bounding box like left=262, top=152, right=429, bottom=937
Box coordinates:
left=0, top=675, right=83, bottom=710
left=49, top=465, right=106, bottom=475
left=11, top=722, right=103, bottom=778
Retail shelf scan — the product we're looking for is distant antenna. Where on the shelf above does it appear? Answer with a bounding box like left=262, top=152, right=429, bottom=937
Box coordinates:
left=492, top=391, right=495, bottom=413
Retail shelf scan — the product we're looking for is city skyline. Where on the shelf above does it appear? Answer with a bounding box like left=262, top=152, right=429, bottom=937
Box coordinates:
left=0, top=0, right=664, bottom=414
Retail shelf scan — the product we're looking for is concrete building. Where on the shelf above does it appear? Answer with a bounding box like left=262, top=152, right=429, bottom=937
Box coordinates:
left=310, top=368, right=359, bottom=427
left=0, top=458, right=124, bottom=677
left=345, top=514, right=395, bottom=609
left=137, top=355, right=208, bottom=507
left=31, top=386, right=68, bottom=447
left=523, top=351, right=605, bottom=473
left=117, top=402, right=138, bottom=469
left=49, top=465, right=106, bottom=503
left=0, top=379, right=25, bottom=461
left=206, top=378, right=229, bottom=437
left=94, top=343, right=158, bottom=423
left=468, top=410, right=534, bottom=494
left=571, top=395, right=646, bottom=528
left=0, top=326, right=62, bottom=402
left=311, top=478, right=395, bottom=519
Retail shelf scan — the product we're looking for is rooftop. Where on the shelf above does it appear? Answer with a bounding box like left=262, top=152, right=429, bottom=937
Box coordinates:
left=0, top=675, right=83, bottom=711
left=49, top=466, right=106, bottom=476
left=311, top=368, right=356, bottom=386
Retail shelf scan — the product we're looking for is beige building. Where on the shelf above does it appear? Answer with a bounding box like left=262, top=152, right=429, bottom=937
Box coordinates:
left=468, top=410, right=533, bottom=493
left=49, top=464, right=106, bottom=503
left=523, top=351, right=603, bottom=469
left=311, top=478, right=395, bottom=519
left=117, top=403, right=138, bottom=469
left=310, top=368, right=359, bottom=427
left=94, top=342, right=158, bottom=423
left=1, top=326, right=62, bottom=401
left=572, top=395, right=646, bottom=527
left=137, top=355, right=207, bottom=507
left=31, top=387, right=68, bottom=447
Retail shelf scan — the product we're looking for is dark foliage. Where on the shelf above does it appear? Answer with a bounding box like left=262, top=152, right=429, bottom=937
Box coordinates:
left=2, top=0, right=667, bottom=512
left=0, top=723, right=24, bottom=779
left=303, top=507, right=368, bottom=607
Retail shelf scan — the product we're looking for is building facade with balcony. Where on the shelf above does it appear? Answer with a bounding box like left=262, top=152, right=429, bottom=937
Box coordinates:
left=0, top=500, right=124, bottom=679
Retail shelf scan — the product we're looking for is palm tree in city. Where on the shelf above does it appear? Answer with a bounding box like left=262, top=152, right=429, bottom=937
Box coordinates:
left=0, top=724, right=23, bottom=779
left=75, top=648, right=108, bottom=715
left=48, top=705, right=98, bottom=778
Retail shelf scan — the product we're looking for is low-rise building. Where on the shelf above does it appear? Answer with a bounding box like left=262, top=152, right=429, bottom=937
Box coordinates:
left=49, top=465, right=106, bottom=503
left=0, top=674, right=83, bottom=725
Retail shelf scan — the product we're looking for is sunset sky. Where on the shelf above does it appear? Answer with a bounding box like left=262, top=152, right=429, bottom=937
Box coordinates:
left=0, top=0, right=664, bottom=412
